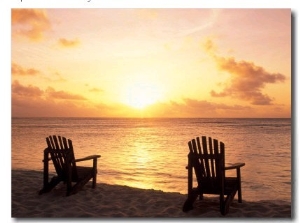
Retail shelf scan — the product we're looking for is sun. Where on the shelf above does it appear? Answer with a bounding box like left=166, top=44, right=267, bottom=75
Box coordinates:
left=123, top=80, right=163, bottom=109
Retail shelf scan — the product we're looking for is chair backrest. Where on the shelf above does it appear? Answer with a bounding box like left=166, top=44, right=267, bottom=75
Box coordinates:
left=46, top=135, right=78, bottom=180
left=188, top=136, right=225, bottom=189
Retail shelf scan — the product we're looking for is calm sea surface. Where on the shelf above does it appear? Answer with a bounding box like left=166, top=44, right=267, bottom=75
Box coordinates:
left=11, top=118, right=291, bottom=202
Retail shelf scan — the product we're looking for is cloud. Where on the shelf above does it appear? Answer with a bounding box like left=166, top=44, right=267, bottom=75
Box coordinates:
left=41, top=71, right=67, bottom=83
left=11, top=82, right=104, bottom=117
left=89, top=87, right=104, bottom=93
left=12, top=63, right=40, bottom=76
left=12, top=81, right=86, bottom=101
left=12, top=80, right=43, bottom=97
left=45, top=87, right=87, bottom=100
left=211, top=56, right=286, bottom=105
left=58, top=38, right=80, bottom=48
left=202, top=39, right=286, bottom=105
left=52, top=72, right=67, bottom=82
left=12, top=81, right=92, bottom=117
left=11, top=81, right=288, bottom=117
left=11, top=9, right=51, bottom=41
left=144, top=98, right=252, bottom=118
left=181, top=98, right=251, bottom=115
left=202, top=38, right=218, bottom=55
left=11, top=63, right=67, bottom=84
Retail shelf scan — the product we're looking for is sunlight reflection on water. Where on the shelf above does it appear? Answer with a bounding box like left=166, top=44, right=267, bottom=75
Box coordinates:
left=12, top=118, right=291, bottom=202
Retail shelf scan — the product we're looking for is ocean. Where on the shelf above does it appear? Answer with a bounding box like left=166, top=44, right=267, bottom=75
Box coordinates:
left=11, top=117, right=291, bottom=203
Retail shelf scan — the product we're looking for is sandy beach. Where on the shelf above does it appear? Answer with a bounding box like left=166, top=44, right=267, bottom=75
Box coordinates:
left=11, top=169, right=291, bottom=219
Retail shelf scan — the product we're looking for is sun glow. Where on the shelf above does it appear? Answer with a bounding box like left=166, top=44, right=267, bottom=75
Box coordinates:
left=123, top=80, right=163, bottom=109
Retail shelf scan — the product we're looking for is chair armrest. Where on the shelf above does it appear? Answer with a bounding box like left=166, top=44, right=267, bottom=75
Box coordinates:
left=224, top=162, right=245, bottom=170
left=75, top=155, right=101, bottom=162
left=42, top=157, right=52, bottom=162
left=225, top=162, right=245, bottom=187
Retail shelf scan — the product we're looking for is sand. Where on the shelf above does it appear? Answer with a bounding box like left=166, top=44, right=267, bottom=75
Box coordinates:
left=11, top=169, right=292, bottom=220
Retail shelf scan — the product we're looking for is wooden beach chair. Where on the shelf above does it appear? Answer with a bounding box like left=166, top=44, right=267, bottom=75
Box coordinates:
left=39, top=135, right=101, bottom=196
left=182, top=136, right=245, bottom=215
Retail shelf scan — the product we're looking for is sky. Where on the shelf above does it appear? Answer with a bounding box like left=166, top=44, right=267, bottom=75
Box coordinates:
left=11, top=8, right=291, bottom=118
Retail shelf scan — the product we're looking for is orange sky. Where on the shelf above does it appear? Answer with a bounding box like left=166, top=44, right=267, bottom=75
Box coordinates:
left=11, top=8, right=291, bottom=118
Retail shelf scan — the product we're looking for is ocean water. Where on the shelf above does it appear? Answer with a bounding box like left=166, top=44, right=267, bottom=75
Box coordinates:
left=11, top=118, right=291, bottom=203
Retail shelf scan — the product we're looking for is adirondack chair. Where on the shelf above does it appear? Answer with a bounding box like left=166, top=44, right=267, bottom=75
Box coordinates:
left=39, top=135, right=101, bottom=196
left=182, top=136, right=245, bottom=215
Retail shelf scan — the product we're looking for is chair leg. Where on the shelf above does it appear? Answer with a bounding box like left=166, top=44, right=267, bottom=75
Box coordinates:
left=67, top=176, right=92, bottom=196
left=220, top=190, right=237, bottom=215
left=92, top=158, right=98, bottom=188
left=182, top=189, right=198, bottom=212
left=237, top=167, right=242, bottom=203
left=92, top=171, right=97, bottom=188
left=238, top=188, right=242, bottom=203
left=221, top=196, right=230, bottom=215
left=39, top=176, right=61, bottom=194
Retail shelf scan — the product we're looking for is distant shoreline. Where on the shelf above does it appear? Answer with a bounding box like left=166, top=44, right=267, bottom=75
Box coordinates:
left=11, top=117, right=292, bottom=119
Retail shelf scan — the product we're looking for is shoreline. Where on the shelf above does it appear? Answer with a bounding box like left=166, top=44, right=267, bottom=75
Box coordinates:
left=12, top=169, right=291, bottom=218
